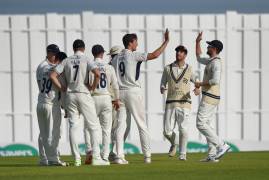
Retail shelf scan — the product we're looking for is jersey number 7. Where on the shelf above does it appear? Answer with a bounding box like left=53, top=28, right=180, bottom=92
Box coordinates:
left=73, top=65, right=79, bottom=81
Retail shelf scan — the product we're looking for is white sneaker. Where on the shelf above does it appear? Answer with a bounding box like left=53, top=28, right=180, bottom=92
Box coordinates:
left=200, top=156, right=219, bottom=163
left=179, top=154, right=187, bottom=161
left=92, top=158, right=110, bottom=166
left=114, top=158, right=129, bottom=165
left=48, top=160, right=69, bottom=166
left=74, top=159, right=81, bottom=166
left=144, top=157, right=151, bottom=164
left=216, top=143, right=231, bottom=159
left=168, top=145, right=177, bottom=157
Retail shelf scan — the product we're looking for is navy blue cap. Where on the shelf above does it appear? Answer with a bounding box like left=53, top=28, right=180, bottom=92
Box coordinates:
left=206, top=40, right=223, bottom=52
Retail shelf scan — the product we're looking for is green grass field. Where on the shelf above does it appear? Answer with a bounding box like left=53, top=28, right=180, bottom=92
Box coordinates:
left=0, top=152, right=269, bottom=180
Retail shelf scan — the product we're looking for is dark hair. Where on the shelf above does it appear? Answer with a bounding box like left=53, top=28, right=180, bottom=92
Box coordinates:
left=122, top=33, right=137, bottom=48
left=73, top=39, right=85, bottom=51
left=56, top=52, right=67, bottom=62
left=175, top=45, right=188, bottom=55
left=91, top=44, right=105, bottom=57
left=46, top=44, right=60, bottom=54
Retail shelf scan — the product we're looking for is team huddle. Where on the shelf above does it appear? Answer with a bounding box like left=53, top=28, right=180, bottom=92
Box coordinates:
left=36, top=29, right=230, bottom=166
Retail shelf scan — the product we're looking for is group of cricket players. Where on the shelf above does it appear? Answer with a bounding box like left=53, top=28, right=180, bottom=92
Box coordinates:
left=36, top=29, right=230, bottom=167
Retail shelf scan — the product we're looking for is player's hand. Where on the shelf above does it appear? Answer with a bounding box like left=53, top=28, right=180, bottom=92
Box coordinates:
left=164, top=28, right=169, bottom=42
left=61, top=85, right=67, bottom=92
left=112, top=99, right=120, bottom=111
left=88, top=85, right=95, bottom=91
left=196, top=31, right=203, bottom=43
left=195, top=82, right=202, bottom=88
left=160, top=87, right=167, bottom=94
left=193, top=88, right=200, bottom=96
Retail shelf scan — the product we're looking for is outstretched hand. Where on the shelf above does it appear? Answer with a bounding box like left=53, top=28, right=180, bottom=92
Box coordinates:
left=196, top=31, right=203, bottom=43
left=164, top=28, right=169, bottom=42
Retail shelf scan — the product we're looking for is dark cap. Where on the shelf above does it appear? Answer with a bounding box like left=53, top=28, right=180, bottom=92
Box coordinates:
left=92, top=44, right=105, bottom=56
left=206, top=40, right=223, bottom=52
left=46, top=44, right=60, bottom=54
left=175, top=45, right=188, bottom=54
left=55, top=52, right=67, bottom=62
left=73, top=39, right=85, bottom=50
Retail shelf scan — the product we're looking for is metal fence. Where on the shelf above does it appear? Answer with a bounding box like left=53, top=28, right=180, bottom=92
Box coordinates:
left=0, top=11, right=269, bottom=146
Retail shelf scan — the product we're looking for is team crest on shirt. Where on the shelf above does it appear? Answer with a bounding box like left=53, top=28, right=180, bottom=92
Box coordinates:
left=183, top=78, right=188, bottom=84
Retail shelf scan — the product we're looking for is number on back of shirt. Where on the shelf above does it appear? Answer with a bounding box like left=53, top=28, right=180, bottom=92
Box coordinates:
left=98, top=72, right=107, bottom=89
left=73, top=65, right=79, bottom=81
left=40, top=78, right=52, bottom=93
left=119, top=61, right=125, bottom=77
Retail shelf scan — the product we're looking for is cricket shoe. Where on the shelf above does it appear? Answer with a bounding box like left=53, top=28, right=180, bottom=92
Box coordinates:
left=144, top=157, right=151, bottom=164
left=114, top=158, right=129, bottom=165
left=215, top=143, right=231, bottom=160
left=85, top=151, right=93, bottom=165
left=179, top=154, right=187, bottom=161
left=74, top=159, right=81, bottom=167
left=168, top=144, right=177, bottom=157
left=48, top=160, right=69, bottom=166
left=200, top=156, right=219, bottom=163
left=92, top=157, right=110, bottom=166
left=38, top=160, right=48, bottom=166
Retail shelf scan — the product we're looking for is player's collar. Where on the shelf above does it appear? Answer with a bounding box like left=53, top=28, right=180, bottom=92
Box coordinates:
left=94, top=57, right=103, bottom=61
left=209, top=55, right=220, bottom=61
left=173, top=61, right=187, bottom=68
left=74, top=51, right=84, bottom=56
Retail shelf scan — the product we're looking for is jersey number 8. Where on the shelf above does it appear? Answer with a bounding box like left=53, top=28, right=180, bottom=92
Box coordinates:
left=98, top=73, right=107, bottom=89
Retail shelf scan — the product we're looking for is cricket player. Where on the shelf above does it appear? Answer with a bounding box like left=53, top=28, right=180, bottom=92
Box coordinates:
left=107, top=46, right=132, bottom=162
left=160, top=45, right=200, bottom=160
left=50, top=39, right=109, bottom=166
left=111, top=29, right=170, bottom=164
left=195, top=32, right=230, bottom=162
left=89, top=44, right=120, bottom=162
left=36, top=44, right=67, bottom=166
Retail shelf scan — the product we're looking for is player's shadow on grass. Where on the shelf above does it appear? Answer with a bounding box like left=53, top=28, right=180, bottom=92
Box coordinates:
left=0, top=164, right=40, bottom=167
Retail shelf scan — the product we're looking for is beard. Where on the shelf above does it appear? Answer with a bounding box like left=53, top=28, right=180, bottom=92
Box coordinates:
left=207, top=50, right=212, bottom=56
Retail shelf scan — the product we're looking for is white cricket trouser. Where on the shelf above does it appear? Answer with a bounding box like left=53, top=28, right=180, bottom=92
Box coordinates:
left=92, top=95, right=113, bottom=160
left=111, top=106, right=131, bottom=154
left=196, top=101, right=223, bottom=156
left=84, top=123, right=92, bottom=153
left=38, top=134, right=47, bottom=162
left=116, top=88, right=151, bottom=158
left=36, top=102, right=61, bottom=162
left=66, top=92, right=101, bottom=161
left=163, top=107, right=190, bottom=155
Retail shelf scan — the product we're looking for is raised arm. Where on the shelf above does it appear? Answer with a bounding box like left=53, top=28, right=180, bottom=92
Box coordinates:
left=196, top=31, right=203, bottom=58
left=147, top=29, right=169, bottom=61
left=195, top=32, right=211, bottom=65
